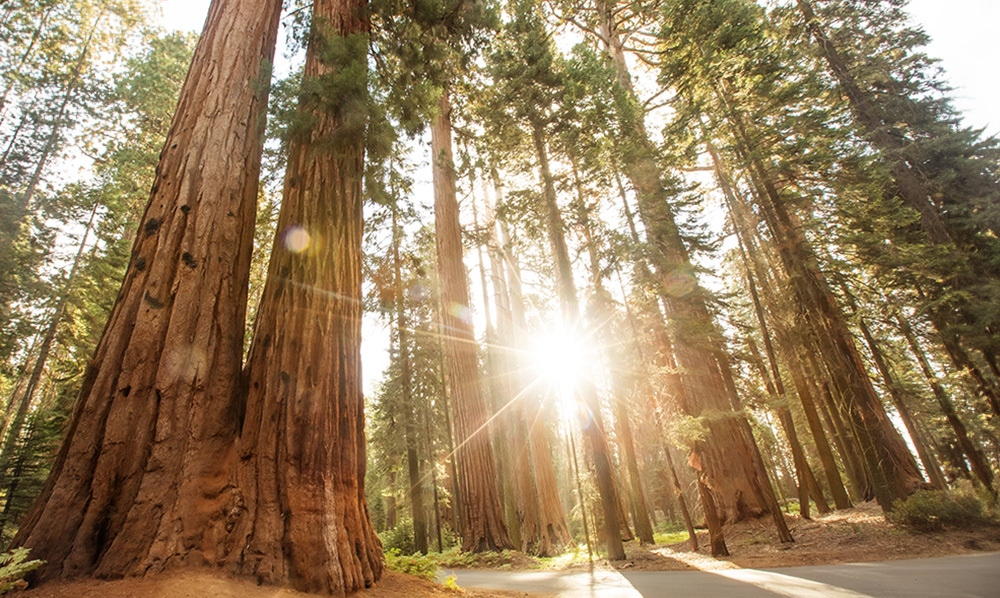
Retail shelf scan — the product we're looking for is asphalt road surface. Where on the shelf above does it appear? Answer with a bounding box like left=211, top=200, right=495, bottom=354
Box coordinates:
left=442, top=552, right=1000, bottom=597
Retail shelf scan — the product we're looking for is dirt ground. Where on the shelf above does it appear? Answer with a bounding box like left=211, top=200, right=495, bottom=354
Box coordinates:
left=13, top=503, right=1000, bottom=596
left=13, top=571, right=544, bottom=598
left=614, top=501, right=1000, bottom=571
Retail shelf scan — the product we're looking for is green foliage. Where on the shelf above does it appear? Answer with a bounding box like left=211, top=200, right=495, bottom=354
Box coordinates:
left=379, top=518, right=417, bottom=555
left=427, top=547, right=522, bottom=569
left=383, top=548, right=440, bottom=581
left=0, top=548, right=42, bottom=594
left=653, top=530, right=690, bottom=545
left=887, top=490, right=992, bottom=532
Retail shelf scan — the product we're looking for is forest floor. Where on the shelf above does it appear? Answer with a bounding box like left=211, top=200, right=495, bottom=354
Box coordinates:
left=14, top=503, right=1000, bottom=597
left=558, top=501, right=1000, bottom=572
left=14, top=571, right=544, bottom=598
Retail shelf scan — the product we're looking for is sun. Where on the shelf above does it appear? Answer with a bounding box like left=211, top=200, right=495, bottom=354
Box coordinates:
left=528, top=323, right=599, bottom=405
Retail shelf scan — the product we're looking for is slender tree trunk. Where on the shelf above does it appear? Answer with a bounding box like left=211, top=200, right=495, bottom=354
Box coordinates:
left=572, top=164, right=654, bottom=545
left=385, top=471, right=397, bottom=531
left=726, top=184, right=856, bottom=508
left=0, top=4, right=55, bottom=126
left=896, top=318, right=995, bottom=494
left=711, top=145, right=833, bottom=515
left=662, top=442, right=698, bottom=551
left=435, top=310, right=463, bottom=536
left=13, top=0, right=283, bottom=581
left=0, top=11, right=102, bottom=263
left=391, top=207, right=428, bottom=553
left=724, top=100, right=924, bottom=509
left=530, top=120, right=627, bottom=559
left=594, top=1, right=787, bottom=536
left=431, top=90, right=513, bottom=552
left=0, top=203, right=98, bottom=486
left=841, top=288, right=948, bottom=490
left=422, top=393, right=444, bottom=552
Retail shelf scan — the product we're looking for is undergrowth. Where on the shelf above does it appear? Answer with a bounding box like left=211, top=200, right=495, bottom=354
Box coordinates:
left=887, top=487, right=996, bottom=532
left=0, top=548, right=42, bottom=594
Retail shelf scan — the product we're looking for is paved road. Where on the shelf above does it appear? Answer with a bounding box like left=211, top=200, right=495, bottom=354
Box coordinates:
left=442, top=553, right=1000, bottom=597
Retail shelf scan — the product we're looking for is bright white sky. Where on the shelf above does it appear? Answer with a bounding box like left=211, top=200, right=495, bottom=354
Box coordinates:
left=155, top=0, right=1000, bottom=392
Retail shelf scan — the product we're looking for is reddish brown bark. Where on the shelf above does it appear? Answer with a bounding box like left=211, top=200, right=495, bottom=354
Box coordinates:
left=721, top=99, right=925, bottom=509
left=594, top=0, right=786, bottom=535
left=226, top=2, right=383, bottom=593
left=431, top=91, right=513, bottom=553
left=12, top=0, right=283, bottom=581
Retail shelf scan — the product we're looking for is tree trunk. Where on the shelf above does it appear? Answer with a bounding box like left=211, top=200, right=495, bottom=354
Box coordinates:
left=392, top=207, right=428, bottom=554
left=896, top=317, right=995, bottom=494
left=499, top=238, right=572, bottom=555
left=530, top=121, right=627, bottom=560
left=841, top=288, right=948, bottom=491
left=594, top=0, right=787, bottom=533
left=0, top=203, right=98, bottom=486
left=431, top=90, right=513, bottom=552
left=0, top=11, right=101, bottom=262
left=13, top=0, right=283, bottom=582
left=226, top=2, right=383, bottom=593
left=572, top=164, right=654, bottom=545
left=723, top=100, right=924, bottom=509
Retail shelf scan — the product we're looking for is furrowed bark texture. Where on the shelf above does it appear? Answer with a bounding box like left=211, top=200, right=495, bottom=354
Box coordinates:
left=482, top=220, right=544, bottom=554
left=595, top=0, right=783, bottom=528
left=12, top=0, right=282, bottom=581
left=431, top=91, right=513, bottom=553
left=225, top=1, right=383, bottom=594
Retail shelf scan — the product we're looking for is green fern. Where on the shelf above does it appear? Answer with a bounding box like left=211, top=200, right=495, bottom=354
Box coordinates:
left=0, top=548, right=42, bottom=594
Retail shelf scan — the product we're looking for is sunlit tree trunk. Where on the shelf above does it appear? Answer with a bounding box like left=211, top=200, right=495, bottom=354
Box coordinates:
left=0, top=203, right=98, bottom=486
left=896, top=317, right=995, bottom=494
left=573, top=161, right=655, bottom=545
left=490, top=179, right=572, bottom=555
left=391, top=207, right=428, bottom=553
left=531, top=121, right=628, bottom=559
left=723, top=100, right=925, bottom=509
left=227, top=1, right=383, bottom=593
left=12, top=0, right=283, bottom=581
left=431, top=90, right=513, bottom=552
left=840, top=286, right=948, bottom=491
left=594, top=1, right=789, bottom=543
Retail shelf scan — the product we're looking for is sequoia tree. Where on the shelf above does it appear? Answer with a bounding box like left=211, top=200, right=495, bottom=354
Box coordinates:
left=12, top=0, right=283, bottom=580
left=226, top=0, right=384, bottom=592
left=432, top=90, right=513, bottom=552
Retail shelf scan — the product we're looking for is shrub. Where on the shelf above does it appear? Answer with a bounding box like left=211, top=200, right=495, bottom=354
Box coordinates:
left=379, top=518, right=416, bottom=555
left=888, top=489, right=989, bottom=532
left=0, top=548, right=43, bottom=594
left=383, top=549, right=440, bottom=582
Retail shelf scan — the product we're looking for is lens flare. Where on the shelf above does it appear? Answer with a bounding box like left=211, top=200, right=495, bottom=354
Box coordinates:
left=284, top=225, right=310, bottom=253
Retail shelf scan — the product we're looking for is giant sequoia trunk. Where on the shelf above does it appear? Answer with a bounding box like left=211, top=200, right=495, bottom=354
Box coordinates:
left=12, top=0, right=283, bottom=580
left=726, top=112, right=926, bottom=509
left=226, top=1, right=383, bottom=593
left=431, top=91, right=513, bottom=553
left=594, top=0, right=788, bottom=541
